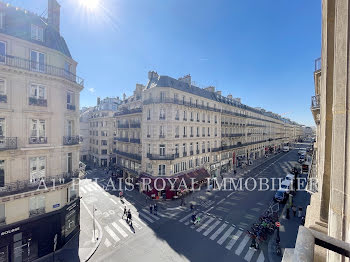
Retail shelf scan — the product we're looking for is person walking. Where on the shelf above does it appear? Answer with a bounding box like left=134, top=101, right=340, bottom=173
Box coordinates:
left=292, top=205, right=297, bottom=217
left=286, top=207, right=290, bottom=219
left=149, top=204, right=153, bottom=214
left=190, top=203, right=194, bottom=212
left=127, top=211, right=132, bottom=226
left=154, top=204, right=158, bottom=216
left=298, top=206, right=303, bottom=218
left=122, top=206, right=127, bottom=219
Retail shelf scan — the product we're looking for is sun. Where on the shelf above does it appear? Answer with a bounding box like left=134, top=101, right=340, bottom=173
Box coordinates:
left=80, top=0, right=99, bottom=10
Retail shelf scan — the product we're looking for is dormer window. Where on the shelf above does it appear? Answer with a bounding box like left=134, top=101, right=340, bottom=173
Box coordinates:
left=31, top=24, right=43, bottom=42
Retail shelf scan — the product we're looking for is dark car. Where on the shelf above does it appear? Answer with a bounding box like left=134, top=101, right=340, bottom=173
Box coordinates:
left=274, top=190, right=287, bottom=203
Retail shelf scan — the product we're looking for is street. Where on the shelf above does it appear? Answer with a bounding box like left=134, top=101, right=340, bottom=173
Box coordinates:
left=75, top=143, right=311, bottom=262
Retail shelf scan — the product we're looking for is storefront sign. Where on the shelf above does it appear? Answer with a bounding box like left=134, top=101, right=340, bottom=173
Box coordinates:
left=1, top=226, right=20, bottom=236
left=66, top=202, right=77, bottom=212
left=53, top=203, right=60, bottom=209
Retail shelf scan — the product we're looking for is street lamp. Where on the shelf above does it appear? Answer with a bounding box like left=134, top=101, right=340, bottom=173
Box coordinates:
left=93, top=205, right=98, bottom=241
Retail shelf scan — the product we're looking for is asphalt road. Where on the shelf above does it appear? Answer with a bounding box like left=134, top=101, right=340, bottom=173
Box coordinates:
left=79, top=143, right=310, bottom=262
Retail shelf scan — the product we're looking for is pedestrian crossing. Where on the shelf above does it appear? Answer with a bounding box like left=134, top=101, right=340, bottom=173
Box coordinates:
left=177, top=212, right=266, bottom=262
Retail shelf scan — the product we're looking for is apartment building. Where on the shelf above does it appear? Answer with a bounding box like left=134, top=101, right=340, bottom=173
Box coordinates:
left=115, top=72, right=302, bottom=198
left=79, top=106, right=93, bottom=162
left=88, top=97, right=121, bottom=167
left=0, top=1, right=83, bottom=260
left=288, top=0, right=350, bottom=261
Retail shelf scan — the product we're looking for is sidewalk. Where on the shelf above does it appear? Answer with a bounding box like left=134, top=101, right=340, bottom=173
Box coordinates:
left=267, top=172, right=311, bottom=262
left=35, top=199, right=101, bottom=262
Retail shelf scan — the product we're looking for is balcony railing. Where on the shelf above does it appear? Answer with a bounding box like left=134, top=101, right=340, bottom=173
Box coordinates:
left=114, top=108, right=142, bottom=116
left=63, top=136, right=80, bottom=145
left=67, top=104, right=76, bottom=111
left=315, top=57, right=321, bottom=72
left=159, top=116, right=166, bottom=120
left=0, top=137, right=17, bottom=150
left=129, top=138, right=141, bottom=144
left=29, top=97, right=47, bottom=107
left=130, top=123, right=141, bottom=128
left=175, top=135, right=179, bottom=138
left=0, top=171, right=79, bottom=197
left=29, top=207, right=45, bottom=217
left=147, top=153, right=175, bottom=160
left=0, top=54, right=84, bottom=86
left=117, top=124, right=129, bottom=128
left=115, top=137, right=129, bottom=142
left=0, top=95, right=7, bottom=103
left=183, top=152, right=187, bottom=157
left=190, top=150, right=193, bottom=155
left=159, top=134, right=165, bottom=138
left=311, top=95, right=320, bottom=110
left=29, top=137, right=47, bottom=144
left=115, top=150, right=142, bottom=161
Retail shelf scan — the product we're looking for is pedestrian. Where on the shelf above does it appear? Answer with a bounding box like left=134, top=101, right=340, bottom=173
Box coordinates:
left=122, top=206, right=127, bottom=219
left=149, top=204, right=153, bottom=214
left=286, top=207, right=290, bottom=219
left=301, top=216, right=305, bottom=226
left=298, top=206, right=302, bottom=218
left=292, top=205, right=297, bottom=217
left=234, top=169, right=237, bottom=175
left=154, top=204, right=158, bottom=216
left=128, top=211, right=132, bottom=226
left=190, top=203, right=194, bottom=211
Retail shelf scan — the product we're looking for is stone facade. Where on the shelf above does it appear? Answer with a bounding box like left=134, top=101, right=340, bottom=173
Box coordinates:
left=0, top=1, right=83, bottom=259
left=115, top=72, right=303, bottom=180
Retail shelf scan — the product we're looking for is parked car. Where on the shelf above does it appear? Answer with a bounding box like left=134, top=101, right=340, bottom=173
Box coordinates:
left=274, top=190, right=288, bottom=203
left=284, top=173, right=295, bottom=182
left=298, top=155, right=305, bottom=163
left=298, top=150, right=306, bottom=155
left=279, top=180, right=292, bottom=194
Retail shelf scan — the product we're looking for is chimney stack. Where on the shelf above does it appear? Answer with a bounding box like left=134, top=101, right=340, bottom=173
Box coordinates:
left=227, top=94, right=233, bottom=99
left=48, top=0, right=60, bottom=32
left=97, top=97, right=101, bottom=105
left=123, top=93, right=126, bottom=100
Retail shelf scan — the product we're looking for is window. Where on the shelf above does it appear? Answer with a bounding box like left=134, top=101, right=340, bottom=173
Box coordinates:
left=159, top=108, right=165, bottom=120
left=0, top=118, right=4, bottom=137
left=0, top=160, right=4, bottom=187
left=29, top=195, right=45, bottom=217
left=183, top=126, right=187, bottom=136
left=160, top=91, right=166, bottom=101
left=0, top=203, right=4, bottom=224
left=67, top=91, right=75, bottom=109
left=0, top=79, right=5, bottom=96
left=147, top=144, right=151, bottom=154
left=64, top=61, right=71, bottom=76
left=101, top=149, right=107, bottom=155
left=30, top=156, right=46, bottom=183
left=0, top=41, right=5, bottom=64
left=196, top=142, right=199, bottom=151
left=183, top=143, right=186, bottom=153
left=30, top=119, right=46, bottom=138
left=147, top=126, right=151, bottom=137
left=30, top=84, right=46, bottom=99
left=196, top=113, right=199, bottom=121
left=189, top=159, right=193, bottom=169
left=68, top=184, right=78, bottom=202
left=175, top=126, right=179, bottom=137
left=215, top=115, right=217, bottom=123
left=101, top=140, right=107, bottom=146
left=159, top=144, right=165, bottom=156
left=0, top=12, right=4, bottom=30
left=158, top=164, right=165, bottom=176
left=159, top=126, right=165, bottom=137
left=175, top=110, right=179, bottom=120
left=190, top=143, right=193, bottom=152
left=183, top=111, right=187, bottom=120
left=175, top=144, right=179, bottom=155
left=31, top=24, right=44, bottom=41
left=208, top=127, right=210, bottom=136
left=190, top=127, right=193, bottom=136
left=147, top=109, right=151, bottom=120
left=196, top=127, right=199, bottom=136
left=202, top=127, right=205, bottom=136
left=30, top=50, right=45, bottom=72
left=207, top=141, right=210, bottom=151
left=67, top=120, right=73, bottom=136
left=174, top=93, right=178, bottom=101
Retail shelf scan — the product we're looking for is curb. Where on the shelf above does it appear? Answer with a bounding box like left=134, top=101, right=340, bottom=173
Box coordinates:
left=81, top=199, right=103, bottom=262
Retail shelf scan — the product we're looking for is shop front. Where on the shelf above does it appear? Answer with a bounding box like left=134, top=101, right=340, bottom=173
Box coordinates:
left=210, top=163, right=221, bottom=178
left=0, top=199, right=80, bottom=262
left=220, top=159, right=231, bottom=174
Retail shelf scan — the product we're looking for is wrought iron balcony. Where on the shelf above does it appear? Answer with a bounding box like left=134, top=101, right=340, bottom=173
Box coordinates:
left=175, top=117, right=179, bottom=120
left=190, top=150, right=193, bottom=155
left=29, top=137, right=47, bottom=144
left=0, top=171, right=79, bottom=197
left=63, top=136, right=80, bottom=145
left=175, top=135, right=179, bottom=138
left=159, top=134, right=165, bottom=138
left=130, top=138, right=141, bottom=144
left=196, top=150, right=200, bottom=154
left=0, top=137, right=17, bottom=150
left=0, top=54, right=84, bottom=86
left=0, top=95, right=7, bottom=103
left=130, top=123, right=141, bottom=128
left=29, top=97, right=47, bottom=107
left=147, top=153, right=175, bottom=160
left=202, top=149, right=205, bottom=153
left=115, top=150, right=142, bottom=161
left=117, top=124, right=129, bottom=128
left=183, top=152, right=187, bottom=157
left=67, top=104, right=76, bottom=111
left=159, top=116, right=166, bottom=120
left=183, top=118, right=187, bottom=121
left=114, top=108, right=142, bottom=116
left=115, top=137, right=129, bottom=142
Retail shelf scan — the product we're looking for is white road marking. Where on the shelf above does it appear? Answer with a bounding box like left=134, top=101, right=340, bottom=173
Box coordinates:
left=179, top=213, right=193, bottom=223
left=244, top=248, right=256, bottom=261
left=196, top=217, right=214, bottom=232
left=104, top=226, right=120, bottom=243
left=142, top=209, right=160, bottom=220
left=104, top=238, right=111, bottom=247
left=80, top=186, right=87, bottom=194
left=210, top=223, right=228, bottom=240
left=225, top=229, right=243, bottom=250
left=138, top=212, right=154, bottom=223
left=118, top=219, right=134, bottom=233
left=111, top=199, right=118, bottom=205
left=217, top=226, right=235, bottom=245
left=112, top=222, right=128, bottom=238
left=203, top=220, right=221, bottom=236
left=103, top=192, right=108, bottom=197
left=234, top=235, right=250, bottom=255
left=190, top=215, right=206, bottom=228
left=91, top=183, right=101, bottom=190
left=85, top=185, right=93, bottom=192
left=256, top=250, right=265, bottom=262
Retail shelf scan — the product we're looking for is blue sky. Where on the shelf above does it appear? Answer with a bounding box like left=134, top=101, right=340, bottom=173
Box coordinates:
left=14, top=0, right=320, bottom=126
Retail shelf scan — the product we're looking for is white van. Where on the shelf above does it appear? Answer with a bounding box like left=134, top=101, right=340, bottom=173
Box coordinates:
left=283, top=146, right=289, bottom=152
left=278, top=180, right=292, bottom=194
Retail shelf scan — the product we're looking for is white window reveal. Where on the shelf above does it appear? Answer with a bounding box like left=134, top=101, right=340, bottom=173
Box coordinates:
left=31, top=24, right=44, bottom=42
left=30, top=50, right=45, bottom=72
left=30, top=156, right=46, bottom=183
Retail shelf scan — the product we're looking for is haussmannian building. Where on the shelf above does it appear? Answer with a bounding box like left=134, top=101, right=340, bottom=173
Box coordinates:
left=0, top=1, right=83, bottom=260
left=114, top=71, right=303, bottom=198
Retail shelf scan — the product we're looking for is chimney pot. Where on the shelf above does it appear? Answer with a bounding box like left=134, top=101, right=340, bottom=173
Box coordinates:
left=48, top=0, right=60, bottom=32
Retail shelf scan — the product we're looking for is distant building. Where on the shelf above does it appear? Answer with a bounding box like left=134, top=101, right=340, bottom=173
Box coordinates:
left=0, top=0, right=83, bottom=260
left=114, top=72, right=303, bottom=199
